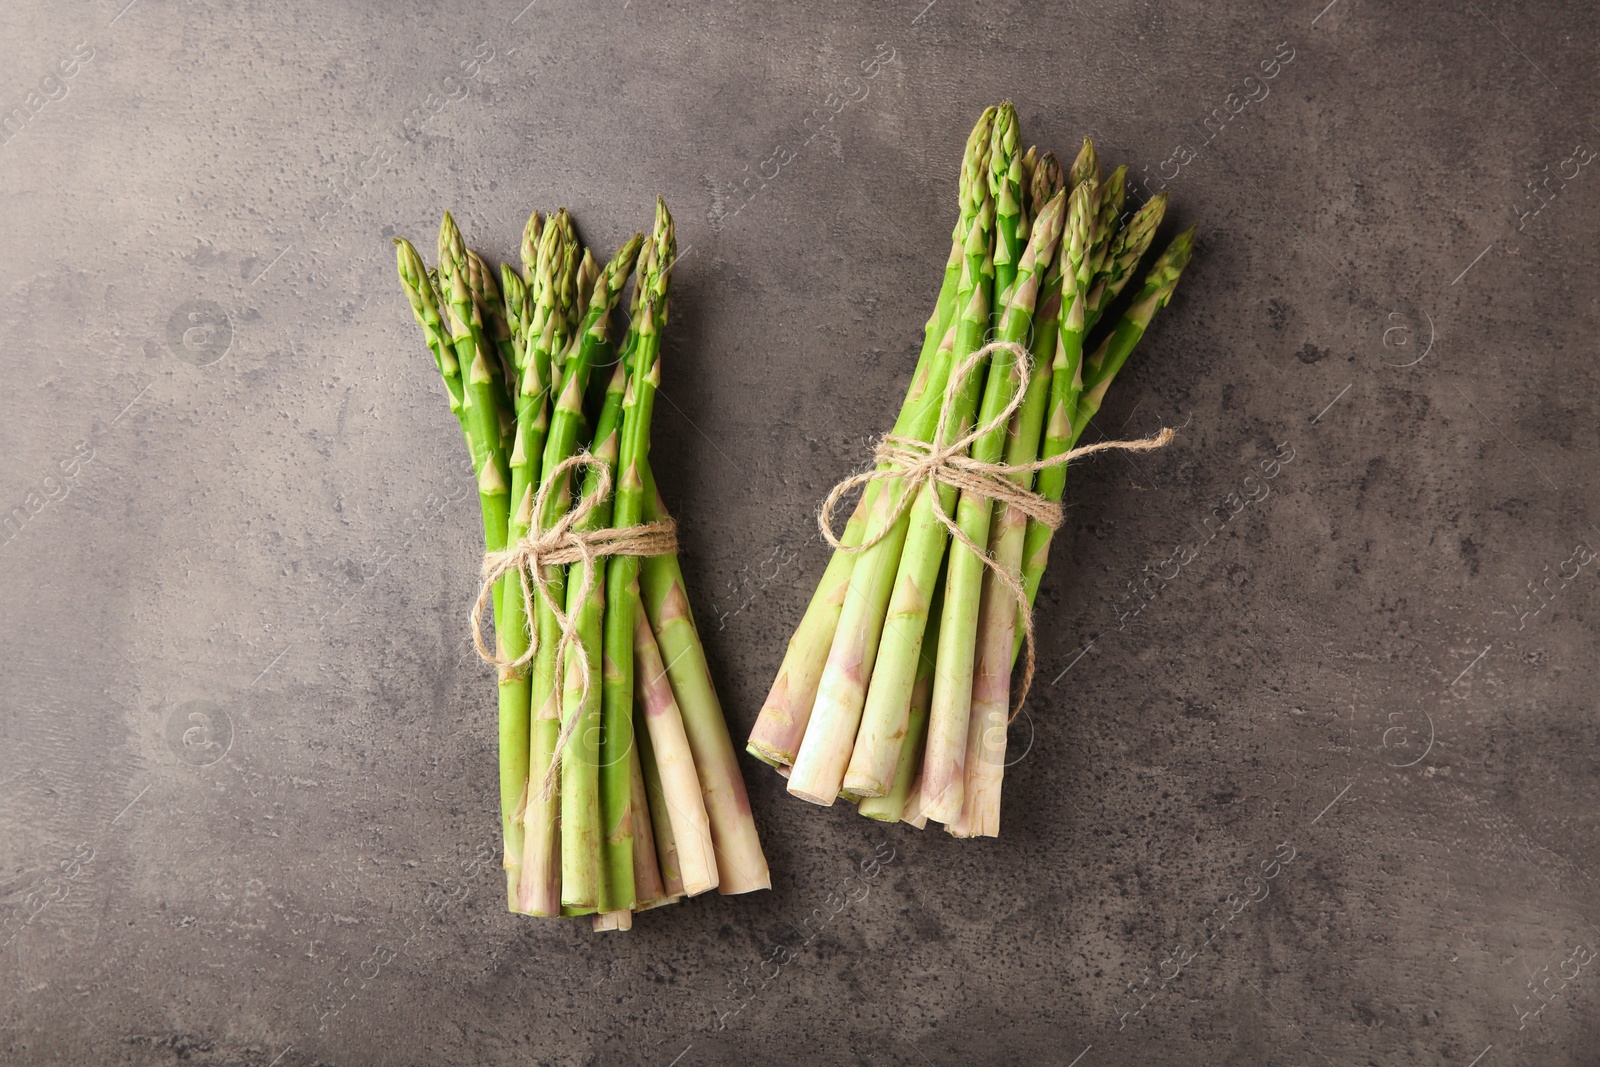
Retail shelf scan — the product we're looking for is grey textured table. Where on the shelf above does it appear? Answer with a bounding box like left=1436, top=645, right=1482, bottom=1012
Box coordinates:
left=4, top=1, right=1598, bottom=1064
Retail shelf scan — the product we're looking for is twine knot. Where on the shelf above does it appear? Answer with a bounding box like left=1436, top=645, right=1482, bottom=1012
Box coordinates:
left=817, top=340, right=1175, bottom=717
left=470, top=453, right=677, bottom=788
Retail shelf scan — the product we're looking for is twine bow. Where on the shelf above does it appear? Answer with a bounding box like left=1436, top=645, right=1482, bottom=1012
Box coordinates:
left=818, top=340, right=1175, bottom=717
left=470, top=453, right=677, bottom=793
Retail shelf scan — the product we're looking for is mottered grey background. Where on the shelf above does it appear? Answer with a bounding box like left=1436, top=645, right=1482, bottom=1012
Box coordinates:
left=2, top=0, right=1597, bottom=1064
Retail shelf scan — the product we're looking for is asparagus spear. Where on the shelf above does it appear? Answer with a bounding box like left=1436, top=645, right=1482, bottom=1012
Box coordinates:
left=566, top=371, right=627, bottom=915
left=1018, top=145, right=1039, bottom=248
left=1086, top=190, right=1167, bottom=331
left=1029, top=151, right=1063, bottom=222
left=915, top=188, right=1066, bottom=822
left=538, top=233, right=640, bottom=911
left=437, top=216, right=526, bottom=896
left=519, top=210, right=544, bottom=283
left=469, top=249, right=518, bottom=405
left=515, top=221, right=577, bottom=917
left=596, top=201, right=674, bottom=914
left=1016, top=196, right=1171, bottom=615
left=440, top=216, right=513, bottom=602
left=746, top=106, right=997, bottom=768
left=501, top=263, right=527, bottom=363
left=1068, top=138, right=1100, bottom=190
left=491, top=272, right=542, bottom=912
left=518, top=227, right=636, bottom=902
left=394, top=237, right=464, bottom=418
left=1002, top=160, right=1072, bottom=513
left=787, top=117, right=999, bottom=805
left=1087, top=166, right=1129, bottom=280
left=400, top=233, right=524, bottom=897
left=496, top=225, right=565, bottom=914
left=1077, top=228, right=1195, bottom=423
left=989, top=104, right=1025, bottom=315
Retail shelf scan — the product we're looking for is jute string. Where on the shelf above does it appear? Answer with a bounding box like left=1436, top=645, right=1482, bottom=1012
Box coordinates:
left=818, top=340, right=1174, bottom=717
left=470, top=452, right=677, bottom=796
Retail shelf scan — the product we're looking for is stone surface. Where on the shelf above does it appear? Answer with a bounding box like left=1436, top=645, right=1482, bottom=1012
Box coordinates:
left=2, top=1, right=1597, bottom=1064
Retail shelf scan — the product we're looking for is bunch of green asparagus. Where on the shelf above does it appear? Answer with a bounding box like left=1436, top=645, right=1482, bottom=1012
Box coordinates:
left=395, top=199, right=769, bottom=931
left=748, top=104, right=1195, bottom=836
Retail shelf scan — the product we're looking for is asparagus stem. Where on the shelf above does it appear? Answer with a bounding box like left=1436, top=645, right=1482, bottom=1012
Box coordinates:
left=997, top=170, right=1073, bottom=522
left=401, top=232, right=529, bottom=896
left=746, top=106, right=996, bottom=768
left=559, top=561, right=604, bottom=910
left=903, top=759, right=930, bottom=829
left=916, top=189, right=1066, bottom=822
left=593, top=910, right=632, bottom=932
left=855, top=576, right=942, bottom=822
left=627, top=734, right=668, bottom=908
left=639, top=463, right=771, bottom=894
left=788, top=115, right=998, bottom=805
left=743, top=492, right=867, bottom=767
left=637, top=706, right=687, bottom=899
left=531, top=231, right=643, bottom=908
left=636, top=199, right=768, bottom=895
left=947, top=561, right=1015, bottom=838
left=633, top=589, right=718, bottom=895
left=637, top=894, right=684, bottom=913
